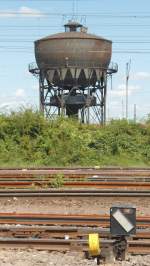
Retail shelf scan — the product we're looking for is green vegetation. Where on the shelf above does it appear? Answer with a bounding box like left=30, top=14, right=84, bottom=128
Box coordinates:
left=0, top=109, right=150, bottom=167
left=51, top=173, right=64, bottom=188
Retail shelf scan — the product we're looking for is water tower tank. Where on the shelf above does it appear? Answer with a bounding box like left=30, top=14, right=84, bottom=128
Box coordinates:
left=30, top=21, right=117, bottom=123
left=35, top=21, right=112, bottom=89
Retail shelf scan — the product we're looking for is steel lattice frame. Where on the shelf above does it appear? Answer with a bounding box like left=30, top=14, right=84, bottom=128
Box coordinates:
left=29, top=63, right=117, bottom=124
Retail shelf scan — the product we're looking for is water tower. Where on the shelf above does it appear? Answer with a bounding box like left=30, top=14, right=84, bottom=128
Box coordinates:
left=29, top=21, right=117, bottom=124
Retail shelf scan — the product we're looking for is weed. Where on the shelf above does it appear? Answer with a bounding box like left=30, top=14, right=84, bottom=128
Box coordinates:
left=50, top=173, right=64, bottom=188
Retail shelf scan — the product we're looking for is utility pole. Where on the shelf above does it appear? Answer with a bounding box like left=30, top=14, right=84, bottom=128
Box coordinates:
left=134, top=104, right=137, bottom=123
left=126, top=59, right=131, bottom=120
left=122, top=99, right=124, bottom=119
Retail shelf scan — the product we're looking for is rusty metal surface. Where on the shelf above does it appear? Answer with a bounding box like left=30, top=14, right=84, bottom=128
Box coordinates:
left=0, top=189, right=149, bottom=197
left=0, top=237, right=148, bottom=254
left=35, top=31, right=112, bottom=70
left=0, top=213, right=149, bottom=228
left=36, top=31, right=111, bottom=41
left=35, top=39, right=111, bottom=71
left=1, top=167, right=150, bottom=170
left=0, top=168, right=150, bottom=178
left=31, top=22, right=117, bottom=122
left=0, top=225, right=149, bottom=240
left=0, top=214, right=149, bottom=253
left=0, top=180, right=149, bottom=190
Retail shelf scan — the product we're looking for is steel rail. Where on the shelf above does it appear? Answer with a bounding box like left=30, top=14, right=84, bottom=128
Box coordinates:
left=0, top=225, right=149, bottom=240
left=0, top=223, right=149, bottom=254
left=0, top=189, right=149, bottom=197
left=0, top=213, right=149, bottom=228
left=0, top=237, right=115, bottom=251
left=0, top=180, right=149, bottom=190
left=0, top=169, right=150, bottom=178
left=0, top=177, right=150, bottom=181
left=0, top=237, right=148, bottom=254
left=0, top=167, right=150, bottom=170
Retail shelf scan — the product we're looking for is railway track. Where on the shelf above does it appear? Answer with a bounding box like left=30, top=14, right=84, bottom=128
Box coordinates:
left=0, top=225, right=149, bottom=240
left=0, top=215, right=149, bottom=254
left=0, top=168, right=150, bottom=190
left=0, top=237, right=149, bottom=255
left=0, top=167, right=149, bottom=256
left=0, top=168, right=150, bottom=179
left=0, top=225, right=149, bottom=254
left=0, top=167, right=150, bottom=171
left=0, top=180, right=150, bottom=190
left=0, top=168, right=150, bottom=191
left=0, top=167, right=148, bottom=169
left=0, top=213, right=149, bottom=228
left=0, top=188, right=149, bottom=197
left=0, top=173, right=150, bottom=191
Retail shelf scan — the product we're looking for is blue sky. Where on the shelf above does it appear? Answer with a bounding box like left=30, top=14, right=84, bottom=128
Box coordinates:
left=0, top=0, right=150, bottom=120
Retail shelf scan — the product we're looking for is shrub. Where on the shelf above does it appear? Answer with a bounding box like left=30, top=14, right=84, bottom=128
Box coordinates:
left=0, top=109, right=150, bottom=167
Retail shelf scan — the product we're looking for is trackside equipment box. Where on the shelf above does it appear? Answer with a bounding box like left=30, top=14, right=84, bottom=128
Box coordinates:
left=110, top=205, right=136, bottom=236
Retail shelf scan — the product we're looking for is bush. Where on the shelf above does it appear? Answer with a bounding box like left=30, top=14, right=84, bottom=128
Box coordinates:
left=0, top=109, right=150, bottom=167
left=51, top=174, right=64, bottom=188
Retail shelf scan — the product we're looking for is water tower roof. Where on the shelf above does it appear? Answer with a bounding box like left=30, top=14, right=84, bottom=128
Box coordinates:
left=35, top=31, right=111, bottom=43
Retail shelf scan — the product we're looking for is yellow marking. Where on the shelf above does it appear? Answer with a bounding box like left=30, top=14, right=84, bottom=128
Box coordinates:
left=88, top=233, right=100, bottom=256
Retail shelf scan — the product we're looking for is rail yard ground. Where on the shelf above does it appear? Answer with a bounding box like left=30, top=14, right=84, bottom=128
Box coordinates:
left=0, top=196, right=149, bottom=216
left=0, top=168, right=149, bottom=265
left=0, top=250, right=150, bottom=266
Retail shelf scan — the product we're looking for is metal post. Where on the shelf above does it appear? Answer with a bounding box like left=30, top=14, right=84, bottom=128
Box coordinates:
left=134, top=104, right=136, bottom=123
left=126, top=60, right=131, bottom=120
left=100, top=74, right=105, bottom=125
left=87, top=86, right=90, bottom=124
left=122, top=99, right=124, bottom=119
left=39, top=71, right=44, bottom=113
left=61, top=88, right=65, bottom=116
left=101, top=89, right=104, bottom=125
left=81, top=108, right=84, bottom=123
left=104, top=75, right=107, bottom=124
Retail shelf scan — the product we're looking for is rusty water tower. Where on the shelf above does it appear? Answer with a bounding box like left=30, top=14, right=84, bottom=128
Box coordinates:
left=29, top=21, right=118, bottom=124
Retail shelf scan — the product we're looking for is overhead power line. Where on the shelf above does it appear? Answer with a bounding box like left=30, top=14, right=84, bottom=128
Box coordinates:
left=1, top=11, right=150, bottom=18
left=0, top=0, right=85, bottom=1
left=1, top=34, right=150, bottom=37
left=1, top=39, right=150, bottom=44
left=1, top=0, right=85, bottom=1
left=1, top=24, right=150, bottom=28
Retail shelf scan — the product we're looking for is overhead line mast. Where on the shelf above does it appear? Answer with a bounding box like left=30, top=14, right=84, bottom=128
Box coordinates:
left=125, top=59, right=131, bottom=120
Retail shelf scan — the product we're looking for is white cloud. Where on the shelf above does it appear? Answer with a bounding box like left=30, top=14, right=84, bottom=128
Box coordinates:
left=0, top=10, right=15, bottom=18
left=15, top=89, right=25, bottom=98
left=0, top=100, right=25, bottom=112
left=0, top=6, right=44, bottom=18
left=19, top=6, right=44, bottom=17
left=110, top=83, right=140, bottom=97
left=0, top=100, right=35, bottom=113
left=131, top=72, right=150, bottom=81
